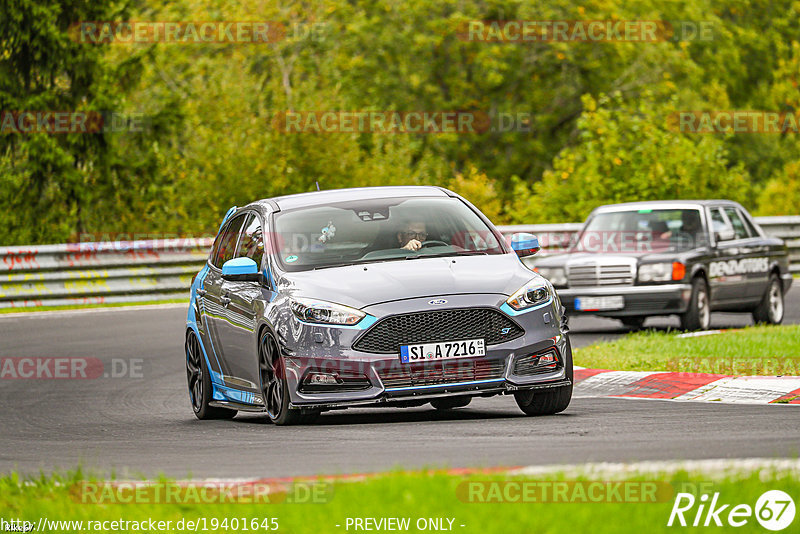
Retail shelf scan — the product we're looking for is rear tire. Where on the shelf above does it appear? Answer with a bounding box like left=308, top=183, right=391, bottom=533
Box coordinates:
left=514, top=338, right=573, bottom=416
left=186, top=331, right=237, bottom=420
left=680, top=277, right=710, bottom=331
left=752, top=274, right=784, bottom=325
left=431, top=397, right=472, bottom=410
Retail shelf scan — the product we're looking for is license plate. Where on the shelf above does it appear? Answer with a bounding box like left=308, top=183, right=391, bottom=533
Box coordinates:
left=574, top=296, right=624, bottom=311
left=400, top=339, right=486, bottom=364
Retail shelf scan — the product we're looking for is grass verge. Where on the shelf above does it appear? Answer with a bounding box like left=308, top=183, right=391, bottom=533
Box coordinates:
left=574, top=324, right=800, bottom=375
left=0, top=468, right=797, bottom=533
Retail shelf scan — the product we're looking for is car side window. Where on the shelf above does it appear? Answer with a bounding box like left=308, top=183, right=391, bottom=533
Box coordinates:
left=738, top=209, right=761, bottom=237
left=212, top=214, right=247, bottom=268
left=236, top=214, right=265, bottom=267
left=723, top=207, right=751, bottom=240
left=710, top=208, right=734, bottom=241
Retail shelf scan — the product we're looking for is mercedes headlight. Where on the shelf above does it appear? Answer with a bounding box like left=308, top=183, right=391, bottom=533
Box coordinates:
left=638, top=262, right=685, bottom=283
left=506, top=279, right=553, bottom=311
left=290, top=297, right=366, bottom=325
left=534, top=266, right=567, bottom=286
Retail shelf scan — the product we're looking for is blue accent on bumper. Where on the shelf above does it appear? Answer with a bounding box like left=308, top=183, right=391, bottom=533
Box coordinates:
left=384, top=378, right=505, bottom=392
left=215, top=384, right=261, bottom=406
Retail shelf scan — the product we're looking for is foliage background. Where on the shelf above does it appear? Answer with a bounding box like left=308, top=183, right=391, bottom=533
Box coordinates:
left=2, top=0, right=800, bottom=244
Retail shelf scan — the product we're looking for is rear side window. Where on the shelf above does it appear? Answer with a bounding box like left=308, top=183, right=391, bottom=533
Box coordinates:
left=211, top=214, right=247, bottom=268
left=723, top=207, right=751, bottom=240
left=237, top=214, right=265, bottom=267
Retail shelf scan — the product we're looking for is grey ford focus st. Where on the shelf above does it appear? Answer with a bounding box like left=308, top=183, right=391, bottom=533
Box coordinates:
left=186, top=186, right=572, bottom=425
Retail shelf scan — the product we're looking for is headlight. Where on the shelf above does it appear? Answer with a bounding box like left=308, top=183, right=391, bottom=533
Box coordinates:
left=290, top=297, right=365, bottom=325
left=506, top=279, right=553, bottom=311
left=638, top=262, right=686, bottom=283
left=534, top=267, right=567, bottom=286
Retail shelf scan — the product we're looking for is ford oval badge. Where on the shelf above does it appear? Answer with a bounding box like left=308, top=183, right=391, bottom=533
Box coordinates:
left=428, top=299, right=447, bottom=305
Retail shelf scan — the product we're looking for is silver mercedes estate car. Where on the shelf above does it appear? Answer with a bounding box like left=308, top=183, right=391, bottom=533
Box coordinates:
left=186, top=186, right=572, bottom=424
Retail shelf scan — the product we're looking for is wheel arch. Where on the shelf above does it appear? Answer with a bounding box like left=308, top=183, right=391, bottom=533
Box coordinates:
left=769, top=263, right=783, bottom=289
left=689, top=265, right=710, bottom=298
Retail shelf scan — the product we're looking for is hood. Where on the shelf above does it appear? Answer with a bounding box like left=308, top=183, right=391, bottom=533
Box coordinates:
left=278, top=253, right=538, bottom=308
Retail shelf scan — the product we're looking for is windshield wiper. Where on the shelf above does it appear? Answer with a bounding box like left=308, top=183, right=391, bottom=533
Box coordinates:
left=405, top=251, right=489, bottom=260
left=310, top=251, right=488, bottom=269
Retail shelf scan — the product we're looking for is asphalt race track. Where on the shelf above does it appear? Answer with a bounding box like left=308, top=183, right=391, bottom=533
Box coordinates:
left=0, top=287, right=798, bottom=479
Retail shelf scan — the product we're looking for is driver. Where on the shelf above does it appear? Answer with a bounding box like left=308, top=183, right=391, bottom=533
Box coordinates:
left=397, top=220, right=428, bottom=251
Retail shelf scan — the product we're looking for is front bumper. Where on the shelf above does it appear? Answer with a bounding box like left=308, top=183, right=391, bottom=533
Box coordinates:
left=278, top=293, right=571, bottom=409
left=557, top=283, right=692, bottom=317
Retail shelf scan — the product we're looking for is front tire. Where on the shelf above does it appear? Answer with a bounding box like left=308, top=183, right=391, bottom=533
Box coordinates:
left=259, top=331, right=318, bottom=425
left=514, top=338, right=573, bottom=416
left=680, top=277, right=711, bottom=331
left=752, top=274, right=784, bottom=325
left=186, top=331, right=237, bottom=420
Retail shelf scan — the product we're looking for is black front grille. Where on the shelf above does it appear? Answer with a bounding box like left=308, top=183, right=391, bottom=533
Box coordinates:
left=353, top=307, right=524, bottom=354
left=379, top=358, right=507, bottom=389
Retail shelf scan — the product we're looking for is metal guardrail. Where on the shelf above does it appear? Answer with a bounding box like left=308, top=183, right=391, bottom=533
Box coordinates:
left=1, top=217, right=798, bottom=309
left=0, top=239, right=212, bottom=309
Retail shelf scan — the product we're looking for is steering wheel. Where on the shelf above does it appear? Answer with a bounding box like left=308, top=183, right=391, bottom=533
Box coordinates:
left=420, top=240, right=448, bottom=248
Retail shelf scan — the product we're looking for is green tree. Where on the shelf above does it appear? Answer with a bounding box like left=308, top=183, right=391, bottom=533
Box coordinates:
left=514, top=92, right=751, bottom=223
left=0, top=0, right=180, bottom=243
left=757, top=160, right=800, bottom=216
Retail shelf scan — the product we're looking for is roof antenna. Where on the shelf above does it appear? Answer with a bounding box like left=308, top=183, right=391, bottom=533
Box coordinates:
left=315, top=181, right=321, bottom=191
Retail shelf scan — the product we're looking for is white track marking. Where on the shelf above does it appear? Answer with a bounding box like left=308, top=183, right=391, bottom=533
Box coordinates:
left=674, top=376, right=800, bottom=403
left=511, top=458, right=800, bottom=479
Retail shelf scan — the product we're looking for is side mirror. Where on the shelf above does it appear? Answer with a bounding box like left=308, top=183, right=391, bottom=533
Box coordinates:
left=510, top=232, right=540, bottom=258
left=715, top=228, right=735, bottom=242
left=221, top=257, right=260, bottom=282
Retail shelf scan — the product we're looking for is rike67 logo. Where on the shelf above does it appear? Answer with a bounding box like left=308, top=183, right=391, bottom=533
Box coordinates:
left=668, top=490, right=795, bottom=530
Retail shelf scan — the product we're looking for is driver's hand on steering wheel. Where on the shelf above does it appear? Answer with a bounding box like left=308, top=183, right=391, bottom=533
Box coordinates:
left=402, top=239, right=422, bottom=251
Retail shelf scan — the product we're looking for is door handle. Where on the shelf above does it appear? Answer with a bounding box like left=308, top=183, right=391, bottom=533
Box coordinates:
left=196, top=288, right=207, bottom=297
left=221, top=296, right=231, bottom=307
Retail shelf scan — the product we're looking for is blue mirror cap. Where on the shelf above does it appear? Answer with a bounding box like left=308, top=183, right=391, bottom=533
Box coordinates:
left=222, top=257, right=259, bottom=276
left=511, top=233, right=540, bottom=251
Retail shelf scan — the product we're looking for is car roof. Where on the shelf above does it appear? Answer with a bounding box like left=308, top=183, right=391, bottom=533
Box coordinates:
left=253, top=185, right=453, bottom=211
left=591, top=199, right=742, bottom=213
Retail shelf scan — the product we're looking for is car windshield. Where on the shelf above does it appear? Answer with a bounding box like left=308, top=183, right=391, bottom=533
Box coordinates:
left=574, top=208, right=707, bottom=253
left=272, top=197, right=505, bottom=271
